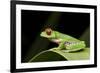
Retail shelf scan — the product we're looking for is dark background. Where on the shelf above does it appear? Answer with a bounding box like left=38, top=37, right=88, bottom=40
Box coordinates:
left=21, top=10, right=90, bottom=62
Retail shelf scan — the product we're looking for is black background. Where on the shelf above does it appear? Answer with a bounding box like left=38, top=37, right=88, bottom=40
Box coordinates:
left=21, top=10, right=90, bottom=62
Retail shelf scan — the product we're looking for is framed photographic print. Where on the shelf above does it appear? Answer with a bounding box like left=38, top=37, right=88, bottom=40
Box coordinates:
left=11, top=0, right=97, bottom=72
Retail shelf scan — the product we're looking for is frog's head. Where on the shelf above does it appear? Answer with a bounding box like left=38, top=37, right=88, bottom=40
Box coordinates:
left=40, top=28, right=55, bottom=39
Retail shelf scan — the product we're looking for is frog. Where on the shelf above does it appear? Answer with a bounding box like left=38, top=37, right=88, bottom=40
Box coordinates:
left=40, top=28, right=86, bottom=52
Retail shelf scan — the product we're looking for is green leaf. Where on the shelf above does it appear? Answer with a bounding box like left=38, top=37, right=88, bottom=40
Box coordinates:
left=29, top=48, right=90, bottom=62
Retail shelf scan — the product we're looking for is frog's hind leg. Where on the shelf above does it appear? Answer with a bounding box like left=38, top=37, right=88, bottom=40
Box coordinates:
left=63, top=41, right=86, bottom=53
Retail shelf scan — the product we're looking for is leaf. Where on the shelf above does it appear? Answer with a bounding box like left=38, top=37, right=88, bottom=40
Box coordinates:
left=52, top=48, right=90, bottom=60
left=29, top=48, right=90, bottom=62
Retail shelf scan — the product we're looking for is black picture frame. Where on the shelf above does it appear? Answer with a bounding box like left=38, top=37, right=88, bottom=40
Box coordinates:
left=10, top=0, right=97, bottom=72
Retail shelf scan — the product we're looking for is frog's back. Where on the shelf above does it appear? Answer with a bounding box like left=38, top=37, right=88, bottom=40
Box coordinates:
left=54, top=31, right=80, bottom=42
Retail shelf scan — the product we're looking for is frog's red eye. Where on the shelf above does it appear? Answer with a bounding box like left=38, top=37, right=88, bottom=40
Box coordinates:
left=45, top=28, right=52, bottom=35
left=46, top=30, right=51, bottom=35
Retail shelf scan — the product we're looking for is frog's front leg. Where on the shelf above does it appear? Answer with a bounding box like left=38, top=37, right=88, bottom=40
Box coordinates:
left=63, top=41, right=86, bottom=52
left=50, top=40, right=66, bottom=50
left=56, top=40, right=66, bottom=50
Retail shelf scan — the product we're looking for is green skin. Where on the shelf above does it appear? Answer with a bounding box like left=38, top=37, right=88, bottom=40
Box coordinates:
left=40, top=30, right=86, bottom=52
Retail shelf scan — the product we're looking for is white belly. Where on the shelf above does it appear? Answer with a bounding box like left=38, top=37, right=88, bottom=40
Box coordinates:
left=51, top=39, right=62, bottom=44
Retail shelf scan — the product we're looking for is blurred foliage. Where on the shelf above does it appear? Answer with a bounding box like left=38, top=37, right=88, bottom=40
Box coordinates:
left=79, top=27, right=90, bottom=47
